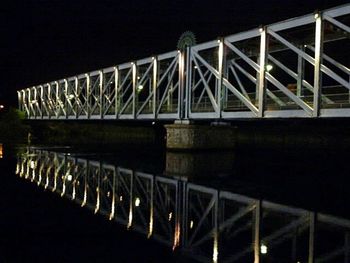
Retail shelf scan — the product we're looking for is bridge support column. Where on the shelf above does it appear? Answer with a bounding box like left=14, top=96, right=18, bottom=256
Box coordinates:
left=165, top=121, right=236, bottom=150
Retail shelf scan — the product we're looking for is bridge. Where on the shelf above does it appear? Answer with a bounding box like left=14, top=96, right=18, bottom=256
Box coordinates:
left=17, top=4, right=350, bottom=121
left=17, top=148, right=350, bottom=262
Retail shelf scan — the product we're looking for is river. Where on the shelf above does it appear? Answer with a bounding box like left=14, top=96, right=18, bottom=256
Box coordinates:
left=0, top=143, right=349, bottom=262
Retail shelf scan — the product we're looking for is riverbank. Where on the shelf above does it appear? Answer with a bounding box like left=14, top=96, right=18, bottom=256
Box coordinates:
left=28, top=120, right=165, bottom=148
left=3, top=111, right=350, bottom=150
left=0, top=108, right=30, bottom=143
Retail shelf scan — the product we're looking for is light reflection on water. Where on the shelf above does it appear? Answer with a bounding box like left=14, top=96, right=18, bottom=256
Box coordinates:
left=16, top=147, right=350, bottom=263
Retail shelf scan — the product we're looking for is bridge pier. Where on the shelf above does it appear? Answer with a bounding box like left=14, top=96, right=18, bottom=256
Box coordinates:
left=165, top=121, right=236, bottom=150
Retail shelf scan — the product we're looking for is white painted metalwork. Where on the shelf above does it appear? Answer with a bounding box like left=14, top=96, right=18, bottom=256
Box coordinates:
left=18, top=4, right=350, bottom=120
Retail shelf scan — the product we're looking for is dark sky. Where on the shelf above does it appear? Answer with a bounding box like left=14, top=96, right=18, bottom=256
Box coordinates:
left=1, top=0, right=348, bottom=105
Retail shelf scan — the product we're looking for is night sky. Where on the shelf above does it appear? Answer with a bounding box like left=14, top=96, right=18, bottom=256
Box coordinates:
left=1, top=0, right=348, bottom=106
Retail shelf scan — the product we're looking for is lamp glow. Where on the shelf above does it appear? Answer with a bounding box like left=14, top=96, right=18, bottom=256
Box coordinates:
left=266, top=64, right=273, bottom=72
left=261, top=244, right=268, bottom=254
left=135, top=197, right=140, bottom=207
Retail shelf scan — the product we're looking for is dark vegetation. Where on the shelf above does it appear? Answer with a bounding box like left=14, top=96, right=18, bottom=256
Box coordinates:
left=28, top=121, right=165, bottom=149
left=0, top=108, right=30, bottom=143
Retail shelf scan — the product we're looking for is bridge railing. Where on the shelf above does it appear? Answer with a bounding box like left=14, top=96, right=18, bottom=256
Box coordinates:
left=17, top=4, right=350, bottom=120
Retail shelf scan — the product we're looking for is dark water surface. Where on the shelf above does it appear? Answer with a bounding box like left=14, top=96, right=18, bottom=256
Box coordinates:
left=0, top=143, right=349, bottom=262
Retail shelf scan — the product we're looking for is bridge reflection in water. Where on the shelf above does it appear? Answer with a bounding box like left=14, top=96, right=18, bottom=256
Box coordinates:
left=16, top=148, right=350, bottom=263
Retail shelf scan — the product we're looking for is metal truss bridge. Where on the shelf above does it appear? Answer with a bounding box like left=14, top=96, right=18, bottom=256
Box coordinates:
left=18, top=4, right=350, bottom=120
left=17, top=148, right=350, bottom=262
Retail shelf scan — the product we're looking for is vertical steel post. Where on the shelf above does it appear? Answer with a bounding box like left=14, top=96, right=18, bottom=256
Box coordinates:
left=31, top=87, right=35, bottom=118
left=185, top=47, right=191, bottom=119
left=34, top=87, right=38, bottom=119
left=64, top=79, right=68, bottom=119
left=258, top=27, right=268, bottom=117
left=26, top=89, right=30, bottom=117
left=36, top=86, right=39, bottom=119
left=114, top=67, right=119, bottom=119
left=20, top=91, right=24, bottom=114
left=297, top=45, right=306, bottom=97
left=55, top=81, right=60, bottom=118
left=43, top=85, right=47, bottom=118
left=99, top=71, right=103, bottom=119
left=29, top=88, right=33, bottom=118
left=40, top=85, right=43, bottom=119
left=308, top=212, right=316, bottom=263
left=44, top=85, right=48, bottom=118
left=86, top=74, right=90, bottom=119
left=26, top=90, right=29, bottom=116
left=153, top=57, right=157, bottom=119
left=30, top=86, right=36, bottom=118
left=217, top=38, right=225, bottom=118
left=47, top=84, right=51, bottom=119
left=37, top=86, right=40, bottom=118
left=33, top=88, right=37, bottom=118
left=75, top=77, right=79, bottom=119
left=178, top=51, right=184, bottom=119
left=254, top=200, right=261, bottom=263
left=313, top=12, right=323, bottom=117
left=149, top=78, right=152, bottom=111
left=132, top=62, right=137, bottom=118
left=26, top=89, right=30, bottom=118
